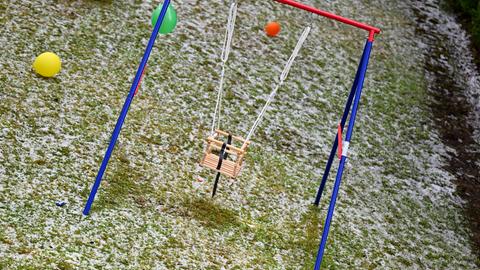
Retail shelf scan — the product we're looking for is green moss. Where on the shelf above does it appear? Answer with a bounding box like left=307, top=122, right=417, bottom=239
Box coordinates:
left=17, top=246, right=33, bottom=255
left=95, top=155, right=160, bottom=211
left=294, top=206, right=324, bottom=269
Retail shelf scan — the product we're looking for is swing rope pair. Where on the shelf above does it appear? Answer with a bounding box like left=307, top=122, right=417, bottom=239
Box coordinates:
left=211, top=6, right=311, bottom=145
left=201, top=0, right=311, bottom=186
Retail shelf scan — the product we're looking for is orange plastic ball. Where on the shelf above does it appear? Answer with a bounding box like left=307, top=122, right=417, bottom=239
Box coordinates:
left=265, top=21, right=281, bottom=37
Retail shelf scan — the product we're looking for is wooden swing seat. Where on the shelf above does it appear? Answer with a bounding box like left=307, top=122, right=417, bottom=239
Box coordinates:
left=200, top=129, right=251, bottom=178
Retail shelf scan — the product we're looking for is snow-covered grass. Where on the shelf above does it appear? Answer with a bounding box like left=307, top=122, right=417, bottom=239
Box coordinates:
left=0, top=0, right=478, bottom=268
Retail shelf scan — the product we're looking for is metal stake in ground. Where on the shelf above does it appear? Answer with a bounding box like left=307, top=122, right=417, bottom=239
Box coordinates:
left=83, top=0, right=172, bottom=216
left=212, top=134, right=232, bottom=197
left=212, top=172, right=221, bottom=197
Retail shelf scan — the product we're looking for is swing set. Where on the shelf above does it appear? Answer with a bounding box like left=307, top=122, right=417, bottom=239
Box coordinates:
left=82, top=0, right=380, bottom=268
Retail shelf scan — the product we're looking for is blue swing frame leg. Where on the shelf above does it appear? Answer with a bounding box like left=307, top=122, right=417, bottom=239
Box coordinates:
left=313, top=42, right=368, bottom=206
left=82, top=0, right=172, bottom=216
left=313, top=39, right=373, bottom=269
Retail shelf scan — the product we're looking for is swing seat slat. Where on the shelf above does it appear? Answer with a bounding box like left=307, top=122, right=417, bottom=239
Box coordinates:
left=206, top=137, right=245, bottom=155
left=202, top=153, right=238, bottom=178
left=200, top=129, right=251, bottom=178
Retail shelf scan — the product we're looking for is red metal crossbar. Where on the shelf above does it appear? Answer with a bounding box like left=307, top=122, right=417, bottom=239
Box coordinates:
left=274, top=0, right=381, bottom=41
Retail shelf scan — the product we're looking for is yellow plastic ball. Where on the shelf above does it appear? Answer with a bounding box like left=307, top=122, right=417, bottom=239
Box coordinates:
left=33, top=52, right=62, bottom=77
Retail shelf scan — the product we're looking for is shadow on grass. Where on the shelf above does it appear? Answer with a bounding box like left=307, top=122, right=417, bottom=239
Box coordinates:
left=179, top=197, right=240, bottom=230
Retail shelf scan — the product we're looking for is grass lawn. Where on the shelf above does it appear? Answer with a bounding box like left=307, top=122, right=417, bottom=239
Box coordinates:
left=0, top=0, right=477, bottom=269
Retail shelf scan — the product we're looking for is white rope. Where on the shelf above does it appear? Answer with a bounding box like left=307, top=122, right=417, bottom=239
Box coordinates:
left=243, top=26, right=311, bottom=147
left=211, top=1, right=237, bottom=134
left=244, top=82, right=283, bottom=145
left=221, top=2, right=237, bottom=63
left=281, top=26, right=311, bottom=81
left=211, top=66, right=226, bottom=134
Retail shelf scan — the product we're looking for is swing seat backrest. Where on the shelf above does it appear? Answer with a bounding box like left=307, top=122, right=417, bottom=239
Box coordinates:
left=200, top=129, right=251, bottom=178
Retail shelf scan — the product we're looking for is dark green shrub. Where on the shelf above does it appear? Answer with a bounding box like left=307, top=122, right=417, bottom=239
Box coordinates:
left=448, top=0, right=480, bottom=48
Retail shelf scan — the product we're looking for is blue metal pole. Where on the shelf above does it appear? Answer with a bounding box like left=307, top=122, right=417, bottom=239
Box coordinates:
left=313, top=40, right=373, bottom=270
left=83, top=0, right=172, bottom=216
left=313, top=42, right=367, bottom=206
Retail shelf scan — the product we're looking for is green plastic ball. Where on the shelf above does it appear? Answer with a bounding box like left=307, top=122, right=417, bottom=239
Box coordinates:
left=151, top=3, right=177, bottom=34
